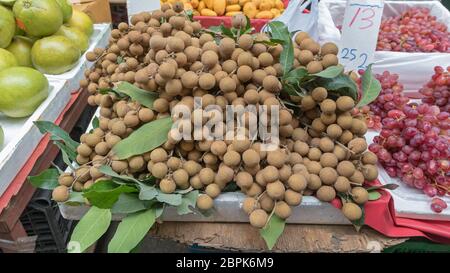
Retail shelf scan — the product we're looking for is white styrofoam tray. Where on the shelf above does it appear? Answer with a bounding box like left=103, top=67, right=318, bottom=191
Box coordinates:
left=0, top=79, right=68, bottom=196
left=323, top=0, right=450, bottom=94
left=45, top=23, right=112, bottom=92
left=365, top=130, right=450, bottom=221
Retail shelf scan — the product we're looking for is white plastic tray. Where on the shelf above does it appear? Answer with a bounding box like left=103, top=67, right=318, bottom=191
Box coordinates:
left=0, top=79, right=68, bottom=196
left=365, top=130, right=450, bottom=221
left=45, top=23, right=112, bottom=92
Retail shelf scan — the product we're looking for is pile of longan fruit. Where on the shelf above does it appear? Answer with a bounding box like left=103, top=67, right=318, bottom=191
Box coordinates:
left=52, top=2, right=378, bottom=229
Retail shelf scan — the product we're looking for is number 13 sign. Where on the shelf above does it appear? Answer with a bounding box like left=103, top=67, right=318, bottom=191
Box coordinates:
left=339, top=0, right=384, bottom=72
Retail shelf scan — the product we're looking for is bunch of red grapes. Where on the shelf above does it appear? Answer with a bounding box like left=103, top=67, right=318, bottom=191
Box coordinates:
left=377, top=7, right=450, bottom=52
left=353, top=71, right=409, bottom=130
left=369, top=103, right=450, bottom=213
left=420, top=66, right=450, bottom=112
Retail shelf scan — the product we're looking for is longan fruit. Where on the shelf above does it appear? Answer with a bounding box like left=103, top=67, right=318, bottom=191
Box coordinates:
left=138, top=108, right=154, bottom=123
left=183, top=160, right=202, bottom=176
left=197, top=194, right=214, bottom=210
left=327, top=124, right=343, bottom=139
left=335, top=161, right=354, bottom=178
left=219, top=37, right=235, bottom=57
left=320, top=153, right=338, bottom=168
left=298, top=49, right=314, bottom=65
left=267, top=181, right=285, bottom=200
left=273, top=201, right=291, bottom=220
left=287, top=174, right=307, bottom=192
left=351, top=187, right=369, bottom=205
left=219, top=77, right=236, bottom=93
left=258, top=52, right=273, bottom=67
left=362, top=164, right=378, bottom=181
left=150, top=148, right=168, bottom=163
left=236, top=171, right=253, bottom=189
left=262, top=166, right=279, bottom=184
left=58, top=173, right=74, bottom=187
left=307, top=147, right=322, bottom=161
left=337, top=115, right=353, bottom=130
left=52, top=185, right=69, bottom=202
left=316, top=185, right=336, bottom=202
left=334, top=176, right=351, bottom=193
left=311, top=87, right=328, bottom=102
left=94, top=141, right=110, bottom=156
left=321, top=113, right=337, bottom=125
left=321, top=54, right=338, bottom=68
left=362, top=152, right=378, bottom=165
left=111, top=160, right=127, bottom=173
left=307, top=61, right=323, bottom=74
left=77, top=143, right=92, bottom=157
left=319, top=167, right=338, bottom=185
left=153, top=98, right=169, bottom=113
left=159, top=62, right=177, bottom=80
left=306, top=174, right=320, bottom=190
left=172, top=169, right=188, bottom=188
left=129, top=156, right=144, bottom=170
left=201, top=50, right=219, bottom=68
left=232, top=138, right=251, bottom=153
left=306, top=161, right=322, bottom=175
left=349, top=170, right=365, bottom=185
left=242, top=197, right=259, bottom=215
left=288, top=153, right=303, bottom=166
left=320, top=99, right=336, bottom=114
left=342, top=202, right=362, bottom=221
left=321, top=42, right=338, bottom=55
left=262, top=75, right=281, bottom=93
left=245, top=183, right=263, bottom=197
left=348, top=138, right=367, bottom=154
left=242, top=149, right=260, bottom=167
left=223, top=150, right=241, bottom=167
left=237, top=65, right=253, bottom=83
left=293, top=141, right=308, bottom=156
left=339, top=130, right=353, bottom=145
left=151, top=162, right=168, bottom=179
left=197, top=168, right=214, bottom=185
left=237, top=52, right=253, bottom=67
left=160, top=178, right=176, bottom=194
left=318, top=137, right=334, bottom=153
left=167, top=157, right=182, bottom=170
left=266, top=150, right=286, bottom=168
left=351, top=119, right=368, bottom=135
left=199, top=73, right=216, bottom=90
left=336, top=96, right=355, bottom=112
left=300, top=95, right=316, bottom=111
left=249, top=209, right=268, bottom=228
left=211, top=141, right=227, bottom=156
left=284, top=189, right=302, bottom=206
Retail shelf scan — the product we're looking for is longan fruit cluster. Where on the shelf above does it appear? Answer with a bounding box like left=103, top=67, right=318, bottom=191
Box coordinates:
left=53, top=3, right=379, bottom=227
left=290, top=31, right=339, bottom=75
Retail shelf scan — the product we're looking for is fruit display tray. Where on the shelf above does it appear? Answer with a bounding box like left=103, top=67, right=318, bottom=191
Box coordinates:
left=58, top=111, right=351, bottom=224
left=45, top=23, right=112, bottom=93
left=365, top=130, right=450, bottom=221
left=323, top=0, right=450, bottom=95
left=0, top=80, right=67, bottom=196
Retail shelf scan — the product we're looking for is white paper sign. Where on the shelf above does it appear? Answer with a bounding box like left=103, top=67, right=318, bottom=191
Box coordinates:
left=127, top=0, right=161, bottom=19
left=339, top=0, right=384, bottom=72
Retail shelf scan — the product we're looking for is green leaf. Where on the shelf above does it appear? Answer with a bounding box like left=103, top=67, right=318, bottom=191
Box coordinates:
left=111, top=193, right=148, bottom=214
left=156, top=192, right=182, bottom=206
left=108, top=208, right=156, bottom=253
left=366, top=183, right=399, bottom=192
left=114, top=82, right=158, bottom=109
left=65, top=191, right=85, bottom=206
left=138, top=182, right=158, bottom=201
left=54, top=141, right=77, bottom=164
left=112, top=117, right=173, bottom=160
left=92, top=116, right=99, bottom=129
left=185, top=9, right=194, bottom=21
left=284, top=67, right=309, bottom=82
left=116, top=56, right=124, bottom=64
left=220, top=25, right=235, bottom=39
left=209, top=26, right=221, bottom=33
left=282, top=83, right=303, bottom=97
left=34, top=121, right=79, bottom=152
left=28, top=169, right=59, bottom=190
left=83, top=180, right=138, bottom=209
left=268, top=21, right=294, bottom=76
left=316, top=74, right=358, bottom=100
left=313, top=65, right=344, bottom=78
left=368, top=191, right=382, bottom=201
left=176, top=190, right=199, bottom=215
left=256, top=38, right=283, bottom=46
left=98, top=165, right=140, bottom=183
left=356, top=64, right=382, bottom=107
left=260, top=215, right=285, bottom=250
left=155, top=203, right=165, bottom=218
left=68, top=207, right=111, bottom=253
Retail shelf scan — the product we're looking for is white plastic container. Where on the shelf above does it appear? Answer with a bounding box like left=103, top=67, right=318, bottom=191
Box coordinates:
left=323, top=0, right=450, bottom=94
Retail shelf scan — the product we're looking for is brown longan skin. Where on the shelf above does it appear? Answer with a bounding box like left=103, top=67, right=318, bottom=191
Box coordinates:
left=342, top=202, right=362, bottom=221
left=249, top=209, right=268, bottom=228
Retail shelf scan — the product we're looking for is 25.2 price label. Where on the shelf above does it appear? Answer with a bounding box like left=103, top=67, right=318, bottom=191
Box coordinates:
left=340, top=48, right=368, bottom=70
